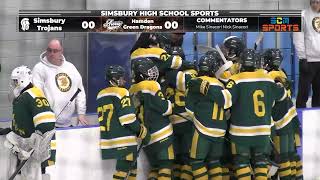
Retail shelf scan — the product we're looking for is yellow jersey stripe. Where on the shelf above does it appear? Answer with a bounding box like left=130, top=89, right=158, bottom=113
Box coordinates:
left=169, top=114, right=189, bottom=124
left=27, top=87, right=45, bottom=98
left=176, top=71, right=186, bottom=92
left=50, top=140, right=57, bottom=150
left=119, top=114, right=136, bottom=125
left=274, top=106, right=297, bottom=130
left=193, top=167, right=207, bottom=176
left=193, top=118, right=226, bottom=137
left=171, top=56, right=182, bottom=69
left=130, top=47, right=166, bottom=59
left=231, top=71, right=274, bottom=84
left=100, top=136, right=137, bottom=149
left=198, top=76, right=224, bottom=88
left=33, top=112, right=56, bottom=127
left=222, top=89, right=232, bottom=109
left=129, top=81, right=161, bottom=96
left=97, top=87, right=129, bottom=100
left=190, top=130, right=199, bottom=158
left=162, top=100, right=173, bottom=116
left=149, top=124, right=173, bottom=145
left=100, top=126, right=106, bottom=131
left=229, top=124, right=271, bottom=136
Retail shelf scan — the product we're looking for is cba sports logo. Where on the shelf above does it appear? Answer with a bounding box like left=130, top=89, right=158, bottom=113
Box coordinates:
left=262, top=17, right=299, bottom=32
left=55, top=73, right=72, bottom=92
left=312, top=17, right=320, bottom=32
left=103, top=19, right=123, bottom=30
left=20, top=18, right=30, bottom=31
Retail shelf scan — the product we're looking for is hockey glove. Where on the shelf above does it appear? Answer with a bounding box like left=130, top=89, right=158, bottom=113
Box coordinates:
left=137, top=124, right=150, bottom=146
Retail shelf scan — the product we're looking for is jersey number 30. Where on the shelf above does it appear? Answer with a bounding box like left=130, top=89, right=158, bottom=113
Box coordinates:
left=253, top=90, right=265, bottom=117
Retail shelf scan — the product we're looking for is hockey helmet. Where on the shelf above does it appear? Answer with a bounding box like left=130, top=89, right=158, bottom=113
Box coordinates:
left=263, top=48, right=283, bottom=71
left=239, top=49, right=259, bottom=72
left=131, top=57, right=159, bottom=83
left=106, top=65, right=126, bottom=87
left=10, top=65, right=32, bottom=97
left=223, top=36, right=245, bottom=59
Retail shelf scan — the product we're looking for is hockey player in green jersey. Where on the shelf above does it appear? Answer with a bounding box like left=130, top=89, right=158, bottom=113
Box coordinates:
left=4, top=66, right=56, bottom=180
left=263, top=49, right=303, bottom=180
left=225, top=49, right=287, bottom=180
left=164, top=67, right=197, bottom=180
left=130, top=57, right=175, bottom=180
left=97, top=65, right=150, bottom=180
left=185, top=51, right=233, bottom=180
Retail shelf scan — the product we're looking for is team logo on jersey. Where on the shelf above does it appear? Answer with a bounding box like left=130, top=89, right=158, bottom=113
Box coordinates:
left=312, top=17, right=320, bottom=32
left=55, top=73, right=72, bottom=92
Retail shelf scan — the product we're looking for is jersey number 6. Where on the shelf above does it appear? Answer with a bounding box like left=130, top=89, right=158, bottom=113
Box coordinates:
left=253, top=90, right=265, bottom=117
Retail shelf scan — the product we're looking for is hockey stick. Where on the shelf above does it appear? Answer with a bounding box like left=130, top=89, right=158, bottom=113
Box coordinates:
left=8, top=149, right=35, bottom=180
left=56, top=88, right=82, bottom=120
left=7, top=89, right=81, bottom=180
left=254, top=32, right=264, bottom=51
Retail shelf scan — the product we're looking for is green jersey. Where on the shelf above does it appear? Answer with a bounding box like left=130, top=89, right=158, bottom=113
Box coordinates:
left=186, top=76, right=230, bottom=140
left=225, top=70, right=287, bottom=141
left=269, top=70, right=298, bottom=135
left=129, top=80, right=173, bottom=150
left=165, top=70, right=196, bottom=129
left=12, top=87, right=55, bottom=138
left=97, top=86, right=141, bottom=159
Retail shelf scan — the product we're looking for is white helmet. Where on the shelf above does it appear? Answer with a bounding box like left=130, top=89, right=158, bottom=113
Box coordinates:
left=10, top=65, right=32, bottom=97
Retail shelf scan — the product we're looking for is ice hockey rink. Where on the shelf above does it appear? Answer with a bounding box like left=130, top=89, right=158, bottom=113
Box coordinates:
left=1, top=0, right=320, bottom=179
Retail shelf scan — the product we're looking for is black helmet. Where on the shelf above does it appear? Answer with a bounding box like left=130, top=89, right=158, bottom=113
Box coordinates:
left=223, top=36, right=245, bottom=59
left=131, top=57, right=159, bottom=83
left=198, top=50, right=224, bottom=77
left=263, top=48, right=283, bottom=71
left=106, top=65, right=125, bottom=87
left=240, top=49, right=258, bottom=72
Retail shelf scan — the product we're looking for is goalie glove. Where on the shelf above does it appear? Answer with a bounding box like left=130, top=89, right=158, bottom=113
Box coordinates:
left=4, top=132, right=34, bottom=160
left=137, top=124, right=150, bottom=146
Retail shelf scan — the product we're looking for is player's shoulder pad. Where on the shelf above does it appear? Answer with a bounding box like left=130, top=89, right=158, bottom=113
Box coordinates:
left=230, top=70, right=274, bottom=84
left=129, top=80, right=161, bottom=96
left=198, top=76, right=224, bottom=88
left=97, top=87, right=129, bottom=100
left=130, top=47, right=167, bottom=60
left=268, top=70, right=287, bottom=80
left=26, top=87, right=46, bottom=99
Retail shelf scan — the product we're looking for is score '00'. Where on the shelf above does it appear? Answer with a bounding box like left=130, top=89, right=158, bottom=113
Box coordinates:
left=82, top=21, right=95, bottom=29
left=164, top=21, right=178, bottom=29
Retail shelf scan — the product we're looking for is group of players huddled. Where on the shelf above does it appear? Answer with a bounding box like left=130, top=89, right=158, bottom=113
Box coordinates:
left=98, top=33, right=302, bottom=180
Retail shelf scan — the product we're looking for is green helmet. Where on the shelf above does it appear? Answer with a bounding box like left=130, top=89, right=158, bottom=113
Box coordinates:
left=198, top=50, right=224, bottom=77
left=240, top=49, right=258, bottom=72
left=263, top=48, right=283, bottom=71
left=106, top=65, right=125, bottom=87
left=131, top=57, right=159, bottom=83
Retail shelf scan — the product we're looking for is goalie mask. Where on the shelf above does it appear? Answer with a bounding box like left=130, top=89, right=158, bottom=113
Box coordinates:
left=131, top=57, right=159, bottom=83
left=239, top=49, right=258, bottom=72
left=106, top=65, right=126, bottom=87
left=263, top=48, right=283, bottom=71
left=198, top=51, right=224, bottom=77
left=223, top=36, right=245, bottom=60
left=10, top=65, right=32, bottom=98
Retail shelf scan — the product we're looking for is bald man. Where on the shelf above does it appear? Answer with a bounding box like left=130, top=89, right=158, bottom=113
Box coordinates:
left=32, top=39, right=88, bottom=127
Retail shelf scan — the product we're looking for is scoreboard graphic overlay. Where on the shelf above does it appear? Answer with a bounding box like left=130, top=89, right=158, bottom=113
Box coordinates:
left=18, top=10, right=301, bottom=32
